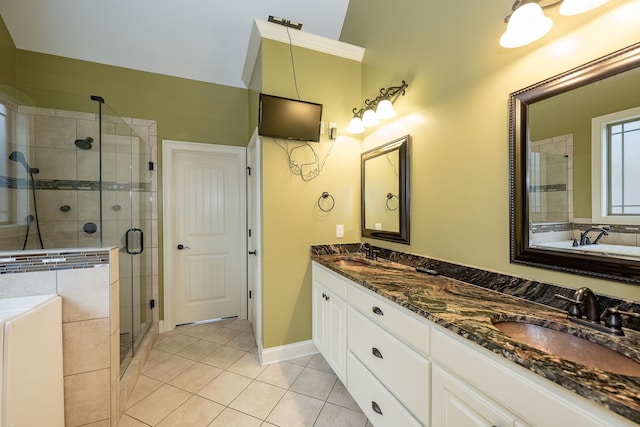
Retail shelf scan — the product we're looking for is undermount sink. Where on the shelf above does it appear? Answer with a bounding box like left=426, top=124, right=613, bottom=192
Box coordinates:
left=492, top=320, right=640, bottom=377
left=334, top=258, right=372, bottom=267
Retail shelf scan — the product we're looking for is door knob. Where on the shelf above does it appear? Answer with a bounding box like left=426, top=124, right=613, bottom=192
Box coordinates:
left=249, top=250, right=257, bottom=256
left=177, top=244, right=190, bottom=250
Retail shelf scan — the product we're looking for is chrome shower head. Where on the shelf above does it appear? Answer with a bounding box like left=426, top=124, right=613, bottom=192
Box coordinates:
left=74, top=137, right=94, bottom=150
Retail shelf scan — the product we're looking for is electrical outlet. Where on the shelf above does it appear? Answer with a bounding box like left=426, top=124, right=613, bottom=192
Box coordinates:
left=336, top=224, right=344, bottom=238
left=375, top=223, right=383, bottom=230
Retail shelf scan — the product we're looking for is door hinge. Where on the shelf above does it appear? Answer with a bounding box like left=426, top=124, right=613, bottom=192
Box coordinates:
left=249, top=291, right=252, bottom=299
left=249, top=229, right=252, bottom=237
left=247, top=166, right=252, bottom=175
left=150, top=299, right=155, bottom=309
left=148, top=161, right=155, bottom=171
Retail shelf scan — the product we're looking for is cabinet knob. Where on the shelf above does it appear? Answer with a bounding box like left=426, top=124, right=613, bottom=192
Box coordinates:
left=371, top=401, right=383, bottom=415
left=372, top=306, right=384, bottom=316
left=372, top=347, right=383, bottom=359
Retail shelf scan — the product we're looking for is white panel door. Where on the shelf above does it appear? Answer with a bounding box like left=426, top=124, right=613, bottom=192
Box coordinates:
left=173, top=146, right=244, bottom=324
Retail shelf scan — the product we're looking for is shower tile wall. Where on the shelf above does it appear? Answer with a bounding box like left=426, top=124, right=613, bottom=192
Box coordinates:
left=1, top=99, right=160, bottom=348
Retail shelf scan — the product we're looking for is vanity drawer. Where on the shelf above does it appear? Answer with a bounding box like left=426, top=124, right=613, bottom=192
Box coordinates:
left=347, top=351, right=422, bottom=427
left=312, top=262, right=347, bottom=300
left=348, top=283, right=430, bottom=355
left=348, top=307, right=430, bottom=425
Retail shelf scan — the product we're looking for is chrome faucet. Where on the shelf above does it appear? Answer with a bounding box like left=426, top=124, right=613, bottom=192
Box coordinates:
left=578, top=226, right=609, bottom=246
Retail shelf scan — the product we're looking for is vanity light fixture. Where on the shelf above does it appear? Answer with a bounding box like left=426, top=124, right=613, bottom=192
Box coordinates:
left=500, top=0, right=609, bottom=48
left=347, top=80, right=408, bottom=134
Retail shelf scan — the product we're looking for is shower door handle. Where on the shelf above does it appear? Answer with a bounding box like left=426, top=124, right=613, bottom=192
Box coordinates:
left=125, top=228, right=144, bottom=255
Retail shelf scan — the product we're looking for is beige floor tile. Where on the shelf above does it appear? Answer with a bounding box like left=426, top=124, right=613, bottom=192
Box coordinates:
left=223, top=318, right=253, bottom=331
left=314, top=402, right=368, bottom=427
left=265, top=391, right=324, bottom=426
left=327, top=379, right=361, bottom=411
left=226, top=352, right=267, bottom=379
left=202, top=327, right=244, bottom=345
left=125, top=374, right=163, bottom=409
left=126, top=384, right=191, bottom=425
left=287, top=354, right=314, bottom=367
left=169, top=362, right=224, bottom=393
left=178, top=339, right=222, bottom=361
left=228, top=381, right=286, bottom=420
left=208, top=407, right=262, bottom=426
left=226, top=332, right=258, bottom=352
left=156, top=395, right=224, bottom=427
left=142, top=352, right=196, bottom=383
left=256, top=362, right=304, bottom=389
left=197, top=371, right=252, bottom=406
left=118, top=414, right=150, bottom=426
left=201, top=345, right=246, bottom=369
left=290, top=368, right=337, bottom=400
left=154, top=333, right=199, bottom=354
left=180, top=322, right=223, bottom=339
left=306, top=354, right=333, bottom=374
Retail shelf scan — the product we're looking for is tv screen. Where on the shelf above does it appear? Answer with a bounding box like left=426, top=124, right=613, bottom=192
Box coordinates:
left=258, top=94, right=322, bottom=142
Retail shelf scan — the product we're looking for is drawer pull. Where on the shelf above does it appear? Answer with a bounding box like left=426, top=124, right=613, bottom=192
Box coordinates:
left=372, top=306, right=384, bottom=316
left=372, top=347, right=384, bottom=359
left=371, top=401, right=383, bottom=415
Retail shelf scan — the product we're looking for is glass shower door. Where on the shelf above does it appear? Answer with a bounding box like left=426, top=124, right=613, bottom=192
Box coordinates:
left=99, top=103, right=153, bottom=375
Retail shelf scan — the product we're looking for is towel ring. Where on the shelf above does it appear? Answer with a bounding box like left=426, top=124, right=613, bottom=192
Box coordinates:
left=318, top=192, right=335, bottom=212
left=386, top=193, right=399, bottom=211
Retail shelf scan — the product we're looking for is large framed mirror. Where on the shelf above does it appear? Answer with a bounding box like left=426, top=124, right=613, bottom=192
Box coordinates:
left=361, top=135, right=410, bottom=244
left=510, top=42, right=640, bottom=285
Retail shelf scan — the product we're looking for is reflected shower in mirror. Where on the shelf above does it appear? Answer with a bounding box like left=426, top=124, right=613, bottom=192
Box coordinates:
left=510, top=41, right=640, bottom=285
left=361, top=135, right=410, bottom=244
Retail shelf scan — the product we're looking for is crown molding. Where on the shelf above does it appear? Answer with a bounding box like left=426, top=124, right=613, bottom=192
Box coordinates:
left=242, top=18, right=365, bottom=87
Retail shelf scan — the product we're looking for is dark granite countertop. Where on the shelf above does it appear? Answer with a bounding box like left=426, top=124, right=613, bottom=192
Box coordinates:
left=311, top=249, right=640, bottom=425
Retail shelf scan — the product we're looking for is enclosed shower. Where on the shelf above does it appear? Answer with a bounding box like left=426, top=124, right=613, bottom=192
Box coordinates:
left=0, top=85, right=157, bottom=376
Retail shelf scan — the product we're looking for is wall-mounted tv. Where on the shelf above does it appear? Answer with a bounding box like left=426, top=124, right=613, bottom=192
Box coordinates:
left=258, top=93, right=323, bottom=142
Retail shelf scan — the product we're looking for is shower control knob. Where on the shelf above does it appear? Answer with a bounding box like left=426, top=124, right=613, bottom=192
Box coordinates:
left=177, top=244, right=190, bottom=250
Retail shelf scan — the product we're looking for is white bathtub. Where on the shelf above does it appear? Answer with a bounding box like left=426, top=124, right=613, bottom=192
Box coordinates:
left=536, top=241, right=640, bottom=258
left=0, top=295, right=64, bottom=427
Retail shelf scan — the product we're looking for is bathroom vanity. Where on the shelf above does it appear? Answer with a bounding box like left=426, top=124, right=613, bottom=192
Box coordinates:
left=311, top=247, right=640, bottom=427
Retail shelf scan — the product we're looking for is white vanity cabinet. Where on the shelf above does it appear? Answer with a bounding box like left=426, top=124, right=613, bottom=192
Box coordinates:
left=311, top=261, right=638, bottom=427
left=431, top=328, right=637, bottom=427
left=312, top=263, right=347, bottom=382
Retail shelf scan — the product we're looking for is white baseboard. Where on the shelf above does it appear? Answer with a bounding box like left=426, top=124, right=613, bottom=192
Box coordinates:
left=259, top=340, right=318, bottom=365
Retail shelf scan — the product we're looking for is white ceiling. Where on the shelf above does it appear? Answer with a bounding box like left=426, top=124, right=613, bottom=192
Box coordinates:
left=0, top=0, right=351, bottom=88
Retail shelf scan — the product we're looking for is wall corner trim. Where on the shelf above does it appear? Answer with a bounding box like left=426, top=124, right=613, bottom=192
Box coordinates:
left=259, top=340, right=318, bottom=365
left=241, top=18, right=365, bottom=87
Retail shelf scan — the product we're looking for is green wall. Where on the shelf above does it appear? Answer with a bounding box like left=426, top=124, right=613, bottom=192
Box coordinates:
left=258, top=39, right=362, bottom=348
left=341, top=0, right=640, bottom=300
left=0, top=14, right=15, bottom=86
left=15, top=50, right=249, bottom=146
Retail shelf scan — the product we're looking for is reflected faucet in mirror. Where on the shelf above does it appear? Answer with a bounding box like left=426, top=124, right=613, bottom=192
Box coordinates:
left=576, top=227, right=609, bottom=246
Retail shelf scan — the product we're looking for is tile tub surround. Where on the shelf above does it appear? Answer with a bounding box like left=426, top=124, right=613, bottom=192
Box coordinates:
left=0, top=247, right=120, bottom=427
left=311, top=245, right=640, bottom=424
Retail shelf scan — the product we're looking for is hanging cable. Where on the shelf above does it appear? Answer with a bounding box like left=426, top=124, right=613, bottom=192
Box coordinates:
left=286, top=27, right=301, bottom=100
left=274, top=138, right=337, bottom=181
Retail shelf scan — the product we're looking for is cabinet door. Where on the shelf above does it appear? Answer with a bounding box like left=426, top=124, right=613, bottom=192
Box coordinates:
left=312, top=282, right=328, bottom=355
left=326, top=290, right=347, bottom=382
left=432, top=365, right=522, bottom=427
left=312, top=281, right=346, bottom=383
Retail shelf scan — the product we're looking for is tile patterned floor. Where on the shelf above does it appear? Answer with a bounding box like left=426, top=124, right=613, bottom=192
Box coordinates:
left=120, top=318, right=373, bottom=426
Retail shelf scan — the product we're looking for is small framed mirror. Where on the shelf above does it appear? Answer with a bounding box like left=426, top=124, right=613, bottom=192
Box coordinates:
left=361, top=135, right=410, bottom=244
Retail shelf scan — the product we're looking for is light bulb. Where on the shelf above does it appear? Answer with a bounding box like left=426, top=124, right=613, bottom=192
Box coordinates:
left=362, top=109, right=379, bottom=127
left=375, top=99, right=396, bottom=119
left=347, top=116, right=365, bottom=134
left=500, top=3, right=553, bottom=48
left=559, top=0, right=608, bottom=16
